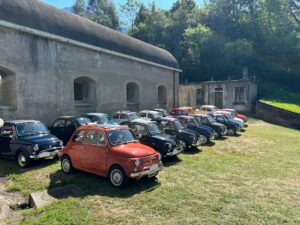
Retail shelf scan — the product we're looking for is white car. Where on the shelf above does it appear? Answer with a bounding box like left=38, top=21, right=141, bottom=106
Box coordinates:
left=138, top=110, right=162, bottom=120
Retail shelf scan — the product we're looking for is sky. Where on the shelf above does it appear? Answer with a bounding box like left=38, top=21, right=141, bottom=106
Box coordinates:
left=42, top=0, right=204, bottom=10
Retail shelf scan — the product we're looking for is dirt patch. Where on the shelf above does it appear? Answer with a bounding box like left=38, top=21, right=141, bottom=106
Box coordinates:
left=0, top=177, right=26, bottom=225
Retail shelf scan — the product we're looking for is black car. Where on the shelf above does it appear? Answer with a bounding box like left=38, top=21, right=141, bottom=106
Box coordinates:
left=128, top=119, right=185, bottom=158
left=153, top=117, right=204, bottom=148
left=0, top=120, right=63, bottom=167
left=111, top=111, right=140, bottom=125
left=49, top=116, right=92, bottom=145
left=175, top=116, right=216, bottom=144
left=193, top=114, right=227, bottom=137
left=210, top=114, right=240, bottom=136
left=152, top=109, right=170, bottom=117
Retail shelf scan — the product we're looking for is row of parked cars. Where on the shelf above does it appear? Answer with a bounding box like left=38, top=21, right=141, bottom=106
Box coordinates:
left=0, top=105, right=247, bottom=187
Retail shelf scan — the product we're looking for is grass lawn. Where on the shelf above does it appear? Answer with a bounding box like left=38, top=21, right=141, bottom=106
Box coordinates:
left=0, top=119, right=300, bottom=225
left=259, top=82, right=300, bottom=114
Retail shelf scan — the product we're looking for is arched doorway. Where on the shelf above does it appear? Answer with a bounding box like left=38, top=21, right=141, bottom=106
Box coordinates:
left=158, top=85, right=167, bottom=108
left=0, top=67, right=17, bottom=109
left=126, top=82, right=140, bottom=111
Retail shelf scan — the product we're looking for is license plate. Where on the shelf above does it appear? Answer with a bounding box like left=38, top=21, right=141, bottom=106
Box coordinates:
left=39, top=152, right=52, bottom=158
left=150, top=164, right=159, bottom=172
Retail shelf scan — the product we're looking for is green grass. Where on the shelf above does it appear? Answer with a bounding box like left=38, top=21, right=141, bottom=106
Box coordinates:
left=259, top=81, right=300, bottom=114
left=1, top=119, right=300, bottom=225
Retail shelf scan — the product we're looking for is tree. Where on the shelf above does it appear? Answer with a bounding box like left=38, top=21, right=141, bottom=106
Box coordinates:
left=72, top=0, right=119, bottom=30
left=120, top=0, right=141, bottom=31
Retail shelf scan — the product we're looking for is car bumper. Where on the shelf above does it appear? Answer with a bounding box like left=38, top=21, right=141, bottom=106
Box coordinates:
left=166, top=146, right=184, bottom=157
left=130, top=162, right=163, bottom=179
left=191, top=138, right=203, bottom=147
left=30, top=148, right=61, bottom=159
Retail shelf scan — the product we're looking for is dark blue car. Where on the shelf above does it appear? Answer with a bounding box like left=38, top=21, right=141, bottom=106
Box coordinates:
left=0, top=120, right=63, bottom=167
left=175, top=116, right=217, bottom=144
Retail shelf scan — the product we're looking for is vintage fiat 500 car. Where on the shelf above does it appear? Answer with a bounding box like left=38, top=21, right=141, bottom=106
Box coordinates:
left=210, top=114, right=240, bottom=136
left=175, top=116, right=216, bottom=144
left=82, top=113, right=118, bottom=125
left=0, top=120, right=63, bottom=167
left=128, top=119, right=185, bottom=158
left=192, top=114, right=227, bottom=138
left=170, top=107, right=194, bottom=116
left=220, top=108, right=248, bottom=123
left=138, top=110, right=162, bottom=120
left=153, top=117, right=204, bottom=148
left=111, top=111, right=140, bottom=125
left=60, top=124, right=163, bottom=187
left=152, top=109, right=170, bottom=117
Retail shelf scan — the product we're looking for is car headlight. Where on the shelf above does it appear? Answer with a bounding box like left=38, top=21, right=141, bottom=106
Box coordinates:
left=135, top=159, right=141, bottom=167
left=164, top=143, right=172, bottom=149
left=158, top=153, right=162, bottom=161
left=59, top=140, right=63, bottom=146
left=33, top=144, right=39, bottom=151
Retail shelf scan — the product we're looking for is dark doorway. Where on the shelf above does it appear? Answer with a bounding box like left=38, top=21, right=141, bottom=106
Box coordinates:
left=214, top=91, right=223, bottom=108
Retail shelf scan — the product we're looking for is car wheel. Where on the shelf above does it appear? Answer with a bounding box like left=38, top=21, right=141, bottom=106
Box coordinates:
left=17, top=151, right=30, bottom=168
left=201, top=135, right=208, bottom=145
left=61, top=156, right=74, bottom=174
left=227, top=129, right=235, bottom=136
left=109, top=166, right=128, bottom=188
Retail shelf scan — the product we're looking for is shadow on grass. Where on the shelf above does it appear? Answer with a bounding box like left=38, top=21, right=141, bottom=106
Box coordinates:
left=216, top=136, right=228, bottom=141
left=0, top=158, right=58, bottom=177
left=47, top=169, right=161, bottom=199
left=162, top=156, right=182, bottom=167
left=203, top=141, right=215, bottom=147
left=183, top=147, right=202, bottom=155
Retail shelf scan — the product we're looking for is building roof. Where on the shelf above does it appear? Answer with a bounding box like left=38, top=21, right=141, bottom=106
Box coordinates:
left=0, top=0, right=179, bottom=70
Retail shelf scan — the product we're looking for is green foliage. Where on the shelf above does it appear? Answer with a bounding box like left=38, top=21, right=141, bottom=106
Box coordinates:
left=72, top=0, right=119, bottom=29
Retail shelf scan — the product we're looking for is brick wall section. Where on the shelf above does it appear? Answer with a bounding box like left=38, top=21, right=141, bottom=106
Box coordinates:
left=256, top=101, right=300, bottom=130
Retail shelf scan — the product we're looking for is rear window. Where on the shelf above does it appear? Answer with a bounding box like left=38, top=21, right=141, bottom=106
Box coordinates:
left=76, top=118, right=91, bottom=126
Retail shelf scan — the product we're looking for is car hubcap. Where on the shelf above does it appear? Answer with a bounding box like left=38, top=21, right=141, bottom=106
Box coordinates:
left=62, top=159, right=70, bottom=172
left=111, top=169, right=123, bottom=186
left=228, top=129, right=234, bottom=136
left=201, top=135, right=207, bottom=144
left=18, top=154, right=26, bottom=166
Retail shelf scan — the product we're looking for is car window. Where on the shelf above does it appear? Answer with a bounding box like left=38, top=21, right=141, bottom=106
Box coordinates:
left=97, top=131, right=107, bottom=145
left=120, top=114, right=127, bottom=119
left=73, top=130, right=85, bottom=143
left=85, top=130, right=100, bottom=145
left=148, top=113, right=154, bottom=119
left=53, top=119, right=65, bottom=128
left=76, top=118, right=92, bottom=126
left=0, top=125, right=14, bottom=137
left=130, top=124, right=147, bottom=136
left=139, top=112, right=147, bottom=117
left=161, top=121, right=175, bottom=130
left=217, top=116, right=225, bottom=122
left=203, top=117, right=209, bottom=123
left=65, top=120, right=76, bottom=130
left=112, top=114, right=119, bottom=119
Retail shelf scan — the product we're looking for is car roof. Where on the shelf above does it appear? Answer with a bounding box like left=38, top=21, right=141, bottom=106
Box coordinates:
left=84, top=113, right=108, bottom=116
left=113, top=111, right=136, bottom=114
left=131, top=118, right=156, bottom=124
left=201, top=105, right=217, bottom=108
left=5, top=120, right=41, bottom=124
left=79, top=124, right=128, bottom=131
left=155, top=117, right=177, bottom=122
left=176, top=115, right=194, bottom=119
left=139, top=110, right=160, bottom=114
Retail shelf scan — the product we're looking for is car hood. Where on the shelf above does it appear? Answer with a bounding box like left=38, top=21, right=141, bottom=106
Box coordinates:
left=179, top=129, right=198, bottom=137
left=151, top=134, right=177, bottom=144
left=211, top=122, right=226, bottom=128
left=20, top=134, right=60, bottom=144
left=111, top=143, right=156, bottom=158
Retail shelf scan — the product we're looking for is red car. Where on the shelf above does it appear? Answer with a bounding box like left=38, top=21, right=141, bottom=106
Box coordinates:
left=170, top=107, right=194, bottom=116
left=59, top=124, right=163, bottom=187
left=220, top=109, right=248, bottom=123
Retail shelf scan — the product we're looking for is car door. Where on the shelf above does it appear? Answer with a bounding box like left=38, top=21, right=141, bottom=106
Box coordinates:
left=0, top=124, right=14, bottom=156
left=80, top=130, right=108, bottom=175
left=64, top=120, right=77, bottom=145
left=50, top=119, right=66, bottom=143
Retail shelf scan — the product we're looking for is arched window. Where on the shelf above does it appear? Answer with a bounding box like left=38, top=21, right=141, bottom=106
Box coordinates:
left=158, top=85, right=167, bottom=107
left=74, top=77, right=96, bottom=104
left=0, top=67, right=17, bottom=109
left=126, top=82, right=140, bottom=111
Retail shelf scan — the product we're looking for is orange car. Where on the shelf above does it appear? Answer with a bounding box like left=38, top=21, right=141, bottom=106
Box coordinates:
left=170, top=107, right=194, bottom=116
left=59, top=124, right=163, bottom=187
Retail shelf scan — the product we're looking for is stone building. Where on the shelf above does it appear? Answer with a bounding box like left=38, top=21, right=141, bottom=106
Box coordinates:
left=179, top=79, right=257, bottom=113
left=0, top=0, right=180, bottom=124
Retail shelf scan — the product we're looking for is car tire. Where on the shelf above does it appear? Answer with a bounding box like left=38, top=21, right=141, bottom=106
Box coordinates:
left=227, top=129, right=236, bottom=136
left=17, top=151, right=31, bottom=168
left=108, top=165, right=128, bottom=188
left=61, top=155, right=74, bottom=174
left=201, top=135, right=208, bottom=145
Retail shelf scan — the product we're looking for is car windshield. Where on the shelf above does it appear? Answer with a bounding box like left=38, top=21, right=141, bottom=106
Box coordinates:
left=128, top=113, right=139, bottom=120
left=107, top=129, right=138, bottom=145
left=16, top=122, right=49, bottom=136
left=174, top=120, right=184, bottom=130
left=76, top=118, right=92, bottom=125
left=206, top=115, right=215, bottom=123
left=189, top=118, right=199, bottom=125
left=224, top=114, right=233, bottom=119
left=156, top=111, right=164, bottom=117
left=100, top=115, right=109, bottom=123
left=147, top=123, right=163, bottom=135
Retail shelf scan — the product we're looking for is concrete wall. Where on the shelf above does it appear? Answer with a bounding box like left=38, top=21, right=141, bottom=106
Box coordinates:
left=179, top=80, right=257, bottom=113
left=256, top=101, right=300, bottom=130
left=0, top=26, right=179, bottom=125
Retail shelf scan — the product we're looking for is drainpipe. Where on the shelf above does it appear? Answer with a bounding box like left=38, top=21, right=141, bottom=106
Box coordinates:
left=173, top=70, right=176, bottom=108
